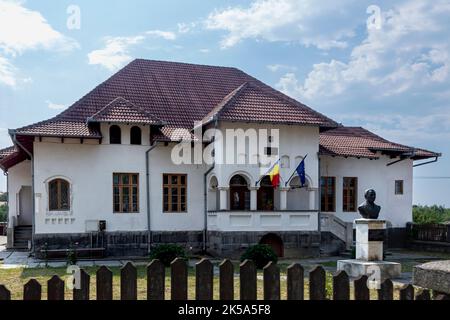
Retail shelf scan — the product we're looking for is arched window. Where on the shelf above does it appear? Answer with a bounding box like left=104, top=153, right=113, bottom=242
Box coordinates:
left=130, top=126, right=142, bottom=145
left=258, top=176, right=274, bottom=211
left=229, top=174, right=250, bottom=210
left=110, top=125, right=121, bottom=144
left=49, top=179, right=70, bottom=211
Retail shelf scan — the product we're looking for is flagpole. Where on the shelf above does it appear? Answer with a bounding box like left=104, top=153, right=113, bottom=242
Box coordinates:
left=284, top=154, right=308, bottom=187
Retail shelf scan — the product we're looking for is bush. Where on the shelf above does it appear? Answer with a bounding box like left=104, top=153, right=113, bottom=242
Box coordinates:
left=240, top=244, right=278, bottom=269
left=149, top=244, right=187, bottom=267
left=413, top=205, right=450, bottom=224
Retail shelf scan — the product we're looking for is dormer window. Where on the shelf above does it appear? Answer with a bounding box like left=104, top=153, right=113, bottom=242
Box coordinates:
left=130, top=126, right=142, bottom=145
left=110, top=125, right=121, bottom=144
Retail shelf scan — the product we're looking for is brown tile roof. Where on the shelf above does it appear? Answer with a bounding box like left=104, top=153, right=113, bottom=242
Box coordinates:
left=0, top=146, right=18, bottom=160
left=14, top=59, right=338, bottom=138
left=319, top=127, right=440, bottom=160
left=199, top=82, right=333, bottom=126
left=88, top=97, right=164, bottom=125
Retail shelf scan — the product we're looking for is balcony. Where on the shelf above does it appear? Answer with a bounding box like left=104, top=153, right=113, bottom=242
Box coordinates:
left=207, top=210, right=318, bottom=232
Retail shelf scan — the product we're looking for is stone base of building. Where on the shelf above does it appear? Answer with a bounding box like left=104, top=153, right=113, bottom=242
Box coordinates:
left=33, top=230, right=320, bottom=259
left=337, top=259, right=401, bottom=281
left=207, top=231, right=320, bottom=259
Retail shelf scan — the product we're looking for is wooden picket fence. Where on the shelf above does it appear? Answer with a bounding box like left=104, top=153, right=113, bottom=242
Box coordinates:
left=0, top=258, right=440, bottom=301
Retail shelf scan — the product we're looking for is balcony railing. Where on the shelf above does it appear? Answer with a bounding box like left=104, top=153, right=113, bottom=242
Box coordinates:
left=207, top=210, right=318, bottom=232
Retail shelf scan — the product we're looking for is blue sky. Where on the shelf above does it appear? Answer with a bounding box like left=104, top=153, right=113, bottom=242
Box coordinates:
left=0, top=0, right=449, bottom=206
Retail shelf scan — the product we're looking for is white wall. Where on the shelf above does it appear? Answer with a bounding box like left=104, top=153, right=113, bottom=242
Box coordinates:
left=320, top=155, right=413, bottom=227
left=7, top=160, right=32, bottom=226
left=32, top=123, right=208, bottom=234
left=210, top=123, right=319, bottom=210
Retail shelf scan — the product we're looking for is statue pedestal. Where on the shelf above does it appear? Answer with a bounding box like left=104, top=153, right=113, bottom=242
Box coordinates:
left=337, top=219, right=401, bottom=282
left=355, top=219, right=385, bottom=261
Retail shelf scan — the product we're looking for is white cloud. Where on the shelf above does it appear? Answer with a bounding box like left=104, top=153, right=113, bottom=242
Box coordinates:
left=335, top=111, right=450, bottom=146
left=146, top=30, right=176, bottom=40
left=267, top=64, right=297, bottom=72
left=88, top=36, right=144, bottom=71
left=0, top=0, right=78, bottom=56
left=177, top=22, right=197, bottom=34
left=204, top=0, right=357, bottom=49
left=88, top=29, right=177, bottom=71
left=0, top=56, right=17, bottom=87
left=0, top=0, right=78, bottom=87
left=46, top=100, right=66, bottom=110
left=199, top=48, right=210, bottom=53
left=277, top=0, right=450, bottom=100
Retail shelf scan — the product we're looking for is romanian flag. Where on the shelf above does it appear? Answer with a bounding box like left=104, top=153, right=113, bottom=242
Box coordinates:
left=268, top=160, right=280, bottom=188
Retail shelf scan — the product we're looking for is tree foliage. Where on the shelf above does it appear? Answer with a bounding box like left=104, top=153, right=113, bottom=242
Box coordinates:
left=0, top=204, right=7, bottom=222
left=413, top=205, right=450, bottom=224
left=0, top=192, right=6, bottom=202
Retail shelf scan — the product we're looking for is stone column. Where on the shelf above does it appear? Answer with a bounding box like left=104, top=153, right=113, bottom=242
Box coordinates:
left=308, top=188, right=317, bottom=210
left=355, top=219, right=386, bottom=261
left=279, top=187, right=289, bottom=211
left=249, top=187, right=258, bottom=211
left=218, top=187, right=229, bottom=211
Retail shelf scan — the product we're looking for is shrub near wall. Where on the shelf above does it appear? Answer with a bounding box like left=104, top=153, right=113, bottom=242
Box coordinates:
left=149, top=244, right=187, bottom=267
left=241, top=244, right=278, bottom=269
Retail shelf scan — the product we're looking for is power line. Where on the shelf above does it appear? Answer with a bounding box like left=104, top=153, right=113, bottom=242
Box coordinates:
left=414, top=176, right=450, bottom=179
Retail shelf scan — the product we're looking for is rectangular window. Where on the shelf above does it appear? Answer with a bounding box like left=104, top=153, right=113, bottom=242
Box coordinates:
left=113, top=173, right=139, bottom=213
left=395, top=180, right=404, bottom=195
left=343, top=177, right=358, bottom=212
left=163, top=174, right=187, bottom=212
left=321, top=177, right=336, bottom=212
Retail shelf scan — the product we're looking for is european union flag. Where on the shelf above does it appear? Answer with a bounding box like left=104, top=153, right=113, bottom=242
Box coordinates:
left=296, top=155, right=307, bottom=187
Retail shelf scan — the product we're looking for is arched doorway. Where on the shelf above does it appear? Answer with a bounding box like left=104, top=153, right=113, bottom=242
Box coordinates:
left=229, top=174, right=250, bottom=210
left=260, top=233, right=284, bottom=257
left=257, top=176, right=274, bottom=211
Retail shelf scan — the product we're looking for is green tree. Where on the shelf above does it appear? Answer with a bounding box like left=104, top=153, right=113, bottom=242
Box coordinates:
left=0, top=204, right=7, bottom=222
left=413, top=205, right=450, bottom=224
left=0, top=192, right=6, bottom=202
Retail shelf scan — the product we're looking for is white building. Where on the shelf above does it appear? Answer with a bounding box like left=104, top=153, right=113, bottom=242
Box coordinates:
left=0, top=59, right=439, bottom=257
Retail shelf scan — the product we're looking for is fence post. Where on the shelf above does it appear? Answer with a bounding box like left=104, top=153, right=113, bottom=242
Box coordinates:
left=309, top=266, right=326, bottom=300
left=333, top=270, right=350, bottom=300
left=24, top=279, right=41, bottom=301
left=0, top=285, right=11, bottom=300
left=399, top=284, right=414, bottom=300
left=240, top=260, right=257, bottom=300
left=171, top=258, right=188, bottom=300
left=121, top=262, right=137, bottom=300
left=377, top=279, right=393, bottom=300
left=416, top=289, right=431, bottom=300
left=97, top=266, right=113, bottom=300
left=287, top=263, right=304, bottom=300
left=196, top=258, right=213, bottom=300
left=147, top=259, right=165, bottom=300
left=446, top=224, right=450, bottom=243
left=354, top=275, right=370, bottom=300
left=219, top=259, right=234, bottom=300
left=47, top=275, right=65, bottom=300
left=73, top=269, right=90, bottom=300
left=263, top=262, right=280, bottom=300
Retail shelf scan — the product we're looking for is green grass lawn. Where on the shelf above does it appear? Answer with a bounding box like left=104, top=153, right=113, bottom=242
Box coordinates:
left=0, top=263, right=410, bottom=300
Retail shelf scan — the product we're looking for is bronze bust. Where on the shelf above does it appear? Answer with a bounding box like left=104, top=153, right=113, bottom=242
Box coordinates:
left=358, top=189, right=381, bottom=219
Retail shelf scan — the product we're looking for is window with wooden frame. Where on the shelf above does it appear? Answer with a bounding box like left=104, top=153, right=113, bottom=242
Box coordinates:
left=49, top=179, right=70, bottom=211
left=113, top=173, right=139, bottom=213
left=343, top=177, right=358, bottom=212
left=163, top=174, right=187, bottom=213
left=320, top=176, right=336, bottom=212
left=395, top=180, right=404, bottom=195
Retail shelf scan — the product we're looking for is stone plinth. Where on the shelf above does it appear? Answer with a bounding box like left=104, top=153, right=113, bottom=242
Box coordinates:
left=337, top=219, right=401, bottom=280
left=337, top=260, right=401, bottom=281
left=355, top=219, right=386, bottom=261
left=413, top=260, right=450, bottom=295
